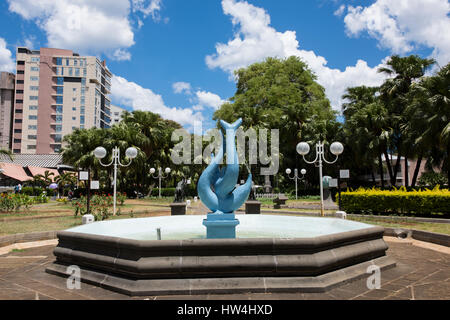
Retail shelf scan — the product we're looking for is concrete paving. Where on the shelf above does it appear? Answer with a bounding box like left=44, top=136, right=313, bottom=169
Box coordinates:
left=0, top=237, right=448, bottom=300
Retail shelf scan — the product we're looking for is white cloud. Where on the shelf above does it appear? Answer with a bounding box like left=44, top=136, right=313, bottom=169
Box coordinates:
left=172, top=81, right=192, bottom=94
left=206, top=0, right=388, bottom=111
left=111, top=75, right=203, bottom=127
left=132, top=0, right=162, bottom=21
left=343, top=0, right=450, bottom=65
left=195, top=91, right=226, bottom=110
left=334, top=5, right=346, bottom=17
left=7, top=0, right=164, bottom=60
left=0, top=38, right=15, bottom=72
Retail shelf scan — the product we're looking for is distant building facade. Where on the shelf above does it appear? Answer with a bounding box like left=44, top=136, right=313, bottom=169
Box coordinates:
left=12, top=47, right=113, bottom=154
left=0, top=72, right=15, bottom=149
left=110, top=104, right=127, bottom=125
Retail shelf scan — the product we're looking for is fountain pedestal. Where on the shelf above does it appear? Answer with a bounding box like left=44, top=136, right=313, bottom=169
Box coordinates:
left=203, top=213, right=240, bottom=239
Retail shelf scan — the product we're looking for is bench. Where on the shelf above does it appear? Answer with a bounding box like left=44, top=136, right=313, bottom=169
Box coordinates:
left=273, top=194, right=289, bottom=209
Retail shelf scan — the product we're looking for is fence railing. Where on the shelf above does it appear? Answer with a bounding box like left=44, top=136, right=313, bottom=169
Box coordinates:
left=255, top=193, right=282, bottom=199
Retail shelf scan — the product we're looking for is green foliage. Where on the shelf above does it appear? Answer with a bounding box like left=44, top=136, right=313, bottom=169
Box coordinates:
left=340, top=187, right=450, bottom=216
left=151, top=187, right=176, bottom=197
left=0, top=193, right=48, bottom=212
left=418, top=172, right=448, bottom=188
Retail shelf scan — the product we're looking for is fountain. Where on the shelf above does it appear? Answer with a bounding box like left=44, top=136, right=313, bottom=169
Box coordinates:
left=199, top=118, right=252, bottom=238
left=45, top=118, right=395, bottom=296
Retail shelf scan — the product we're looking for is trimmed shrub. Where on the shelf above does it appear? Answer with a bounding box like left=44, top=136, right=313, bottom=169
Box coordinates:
left=340, top=186, right=450, bottom=216
left=151, top=187, right=175, bottom=197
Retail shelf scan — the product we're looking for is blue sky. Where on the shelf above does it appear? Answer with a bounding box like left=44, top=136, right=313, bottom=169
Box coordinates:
left=0, top=0, right=448, bottom=130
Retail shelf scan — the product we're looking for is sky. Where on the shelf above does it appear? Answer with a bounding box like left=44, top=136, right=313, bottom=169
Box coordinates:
left=0, top=0, right=449, bottom=130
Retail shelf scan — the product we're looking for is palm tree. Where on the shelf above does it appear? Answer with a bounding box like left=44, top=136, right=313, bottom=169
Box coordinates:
left=55, top=172, right=76, bottom=197
left=378, top=55, right=436, bottom=186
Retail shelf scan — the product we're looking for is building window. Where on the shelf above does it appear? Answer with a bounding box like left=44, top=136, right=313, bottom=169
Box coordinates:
left=72, top=107, right=76, bottom=111
left=17, top=70, right=24, bottom=74
left=15, top=119, right=22, bottom=123
left=56, top=86, right=63, bottom=94
left=16, top=90, right=24, bottom=94
left=28, top=135, right=37, bottom=140
left=55, top=105, right=63, bottom=113
left=29, top=115, right=37, bottom=120
left=29, top=105, right=38, bottom=110
left=80, top=125, right=85, bottom=129
left=55, top=125, right=62, bottom=132
left=81, top=78, right=86, bottom=85
left=16, top=80, right=24, bottom=84
left=72, top=116, right=76, bottom=121
left=81, top=97, right=85, bottom=105
left=17, top=61, right=25, bottom=65
left=31, top=57, right=40, bottom=62
left=54, top=134, right=62, bottom=143
left=56, top=77, right=64, bottom=85
left=80, top=115, right=85, bottom=124
left=30, top=86, right=39, bottom=91
left=14, top=139, right=21, bottom=143
left=55, top=115, right=63, bottom=123
left=75, top=68, right=80, bottom=76
left=80, top=106, right=85, bottom=114
left=30, top=76, right=39, bottom=81
left=56, top=96, right=63, bottom=104
left=16, top=109, right=23, bottom=113
left=68, top=68, right=73, bottom=76
left=31, top=67, right=39, bottom=72
left=54, top=145, right=61, bottom=153
left=15, top=99, right=23, bottom=104
left=27, top=145, right=36, bottom=150
left=14, top=129, right=22, bottom=133
left=30, top=96, right=38, bottom=100
left=56, top=57, right=62, bottom=65
left=13, top=149, right=21, bottom=153
left=74, top=59, right=78, bottom=66
left=28, top=125, right=37, bottom=130
left=66, top=59, right=70, bottom=66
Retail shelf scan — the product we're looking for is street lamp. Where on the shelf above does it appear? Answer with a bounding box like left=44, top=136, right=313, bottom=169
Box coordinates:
left=150, top=167, right=171, bottom=198
left=297, top=141, right=344, bottom=216
left=94, top=146, right=137, bottom=216
left=285, top=168, right=307, bottom=200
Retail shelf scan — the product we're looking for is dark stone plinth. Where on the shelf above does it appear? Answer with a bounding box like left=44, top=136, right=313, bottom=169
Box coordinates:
left=274, top=194, right=289, bottom=209
left=45, top=226, right=395, bottom=296
left=170, top=202, right=186, bottom=215
left=245, top=201, right=261, bottom=214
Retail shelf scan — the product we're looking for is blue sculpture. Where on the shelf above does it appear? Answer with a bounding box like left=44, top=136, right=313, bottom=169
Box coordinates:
left=199, top=118, right=252, bottom=238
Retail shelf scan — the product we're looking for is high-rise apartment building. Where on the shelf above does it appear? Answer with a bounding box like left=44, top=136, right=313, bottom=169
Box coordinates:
left=0, top=72, right=15, bottom=149
left=110, top=104, right=126, bottom=125
left=12, top=47, right=112, bottom=154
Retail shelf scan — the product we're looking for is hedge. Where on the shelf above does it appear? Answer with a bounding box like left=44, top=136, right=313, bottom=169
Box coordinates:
left=340, top=186, right=450, bottom=216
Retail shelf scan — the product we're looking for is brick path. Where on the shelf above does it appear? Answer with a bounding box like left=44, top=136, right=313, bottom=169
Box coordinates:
left=0, top=237, right=449, bottom=300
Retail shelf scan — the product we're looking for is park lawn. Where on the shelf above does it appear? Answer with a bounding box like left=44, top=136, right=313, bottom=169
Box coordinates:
left=348, top=216, right=450, bottom=235
left=0, top=210, right=172, bottom=236
left=0, top=198, right=176, bottom=220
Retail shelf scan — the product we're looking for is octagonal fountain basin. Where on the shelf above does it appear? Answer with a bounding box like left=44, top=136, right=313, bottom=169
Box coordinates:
left=62, top=214, right=375, bottom=240
left=46, top=214, right=396, bottom=296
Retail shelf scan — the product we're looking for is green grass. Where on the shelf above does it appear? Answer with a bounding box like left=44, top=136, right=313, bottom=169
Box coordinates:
left=348, top=216, right=450, bottom=235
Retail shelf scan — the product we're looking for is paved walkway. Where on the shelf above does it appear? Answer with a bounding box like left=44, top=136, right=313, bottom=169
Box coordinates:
left=0, top=237, right=449, bottom=300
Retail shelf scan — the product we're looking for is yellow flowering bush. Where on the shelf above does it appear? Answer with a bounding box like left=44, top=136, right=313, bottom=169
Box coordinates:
left=340, top=186, right=450, bottom=216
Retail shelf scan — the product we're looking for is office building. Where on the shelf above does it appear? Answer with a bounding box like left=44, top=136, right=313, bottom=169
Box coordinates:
left=12, top=47, right=112, bottom=154
left=0, top=72, right=15, bottom=149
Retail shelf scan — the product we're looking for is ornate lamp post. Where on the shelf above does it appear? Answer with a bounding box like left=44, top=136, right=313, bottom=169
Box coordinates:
left=296, top=141, right=344, bottom=217
left=150, top=167, right=171, bottom=198
left=285, top=168, right=307, bottom=200
left=94, top=146, right=137, bottom=216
